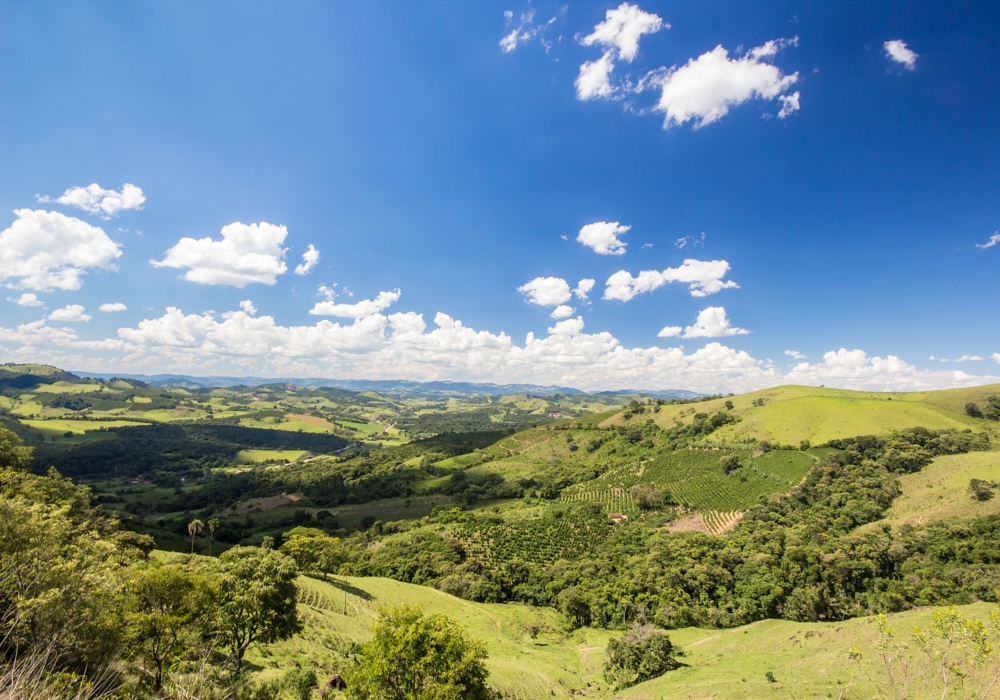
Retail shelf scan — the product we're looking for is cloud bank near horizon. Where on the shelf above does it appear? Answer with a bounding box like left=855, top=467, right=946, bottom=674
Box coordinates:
left=2, top=301, right=996, bottom=395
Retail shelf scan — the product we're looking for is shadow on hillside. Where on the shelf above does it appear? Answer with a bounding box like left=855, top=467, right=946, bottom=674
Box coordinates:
left=321, top=577, right=374, bottom=600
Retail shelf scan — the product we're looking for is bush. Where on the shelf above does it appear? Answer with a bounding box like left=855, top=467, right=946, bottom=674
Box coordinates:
left=719, top=455, right=742, bottom=474
left=604, top=625, right=681, bottom=689
left=966, top=402, right=984, bottom=418
left=969, top=478, right=996, bottom=502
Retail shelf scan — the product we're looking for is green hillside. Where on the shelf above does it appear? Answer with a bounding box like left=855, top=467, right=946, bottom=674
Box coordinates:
left=250, top=572, right=1000, bottom=700
left=608, top=384, right=1000, bottom=446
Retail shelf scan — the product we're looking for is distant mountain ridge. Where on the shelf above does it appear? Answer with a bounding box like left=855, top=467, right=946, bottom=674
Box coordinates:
left=71, top=371, right=703, bottom=399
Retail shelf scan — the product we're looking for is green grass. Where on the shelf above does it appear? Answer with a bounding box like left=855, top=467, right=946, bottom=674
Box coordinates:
left=249, top=574, right=615, bottom=697
left=238, top=572, right=1000, bottom=700
left=31, top=382, right=105, bottom=393
left=865, top=449, right=1000, bottom=529
left=236, top=449, right=309, bottom=463
left=22, top=418, right=148, bottom=435
left=610, top=384, right=1000, bottom=446
left=621, top=603, right=999, bottom=699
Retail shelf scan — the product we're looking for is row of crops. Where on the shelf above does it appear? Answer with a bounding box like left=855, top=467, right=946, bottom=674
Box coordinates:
left=560, top=487, right=637, bottom=515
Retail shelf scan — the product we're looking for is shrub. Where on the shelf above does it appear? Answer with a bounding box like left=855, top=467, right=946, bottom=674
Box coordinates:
left=604, top=625, right=681, bottom=689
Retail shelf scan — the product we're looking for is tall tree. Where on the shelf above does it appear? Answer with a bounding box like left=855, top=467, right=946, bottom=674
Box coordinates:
left=214, top=545, right=301, bottom=671
left=187, top=519, right=203, bottom=554
left=345, top=604, right=498, bottom=700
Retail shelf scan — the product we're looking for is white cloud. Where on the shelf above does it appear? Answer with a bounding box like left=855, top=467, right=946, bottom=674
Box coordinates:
left=517, top=277, right=572, bottom=306
left=575, top=3, right=665, bottom=101
left=604, top=259, right=739, bottom=301
left=577, top=221, right=630, bottom=255
left=0, top=209, right=122, bottom=291
left=309, top=289, right=401, bottom=318
left=976, top=232, right=1000, bottom=250
left=99, top=302, right=127, bottom=313
left=500, top=8, right=557, bottom=53
left=678, top=306, right=749, bottom=338
left=778, top=91, right=800, bottom=118
left=580, top=3, right=665, bottom=62
left=675, top=232, right=705, bottom=249
left=785, top=348, right=999, bottom=391
left=550, top=304, right=575, bottom=319
left=294, top=244, right=320, bottom=275
left=238, top=300, right=257, bottom=316
left=7, top=303, right=1000, bottom=394
left=937, top=355, right=984, bottom=363
left=657, top=325, right=681, bottom=338
left=10, top=293, right=43, bottom=307
left=576, top=51, right=617, bottom=100
left=884, top=40, right=917, bottom=70
left=38, top=183, right=145, bottom=219
left=993, top=353, right=1000, bottom=364
left=573, top=279, right=596, bottom=301
left=784, top=349, right=806, bottom=360
left=151, top=221, right=288, bottom=287
left=654, top=39, right=799, bottom=128
left=48, top=304, right=91, bottom=322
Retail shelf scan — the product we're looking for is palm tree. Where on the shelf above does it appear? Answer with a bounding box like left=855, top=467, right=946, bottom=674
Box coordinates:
left=208, top=518, right=220, bottom=555
left=188, top=519, right=204, bottom=554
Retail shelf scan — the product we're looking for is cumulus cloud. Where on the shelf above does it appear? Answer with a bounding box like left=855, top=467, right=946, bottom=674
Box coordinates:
left=577, top=221, right=629, bottom=255
left=550, top=304, right=575, bottom=319
left=677, top=306, right=749, bottom=338
left=99, top=302, right=127, bottom=312
left=573, top=279, right=596, bottom=301
left=657, top=325, right=682, bottom=338
left=884, top=40, right=917, bottom=70
left=294, top=244, right=320, bottom=275
left=0, top=209, right=122, bottom=291
left=580, top=2, right=664, bottom=61
left=993, top=353, right=1000, bottom=364
left=518, top=277, right=572, bottom=306
left=575, top=3, right=665, bottom=101
left=653, top=39, right=799, bottom=128
left=151, top=221, right=288, bottom=287
left=604, top=259, right=738, bottom=301
left=777, top=91, right=801, bottom=118
left=576, top=51, right=617, bottom=100
left=48, top=304, right=91, bottom=322
left=38, top=183, right=145, bottom=219
left=785, top=348, right=999, bottom=391
left=976, top=232, right=1000, bottom=250
left=10, top=293, right=43, bottom=307
left=785, top=349, right=806, bottom=360
left=6, top=303, right=1000, bottom=394
left=309, top=289, right=401, bottom=318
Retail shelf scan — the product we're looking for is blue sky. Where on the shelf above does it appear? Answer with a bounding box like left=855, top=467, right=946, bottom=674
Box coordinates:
left=1, top=0, right=998, bottom=392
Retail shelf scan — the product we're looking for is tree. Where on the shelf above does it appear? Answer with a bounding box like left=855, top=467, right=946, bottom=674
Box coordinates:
left=214, top=545, right=301, bottom=671
left=345, top=604, right=498, bottom=700
left=719, top=454, right=742, bottom=474
left=604, top=625, right=682, bottom=690
left=207, top=518, right=220, bottom=556
left=188, top=519, right=204, bottom=554
left=281, top=526, right=351, bottom=578
left=967, top=402, right=985, bottom=418
left=125, top=563, right=214, bottom=690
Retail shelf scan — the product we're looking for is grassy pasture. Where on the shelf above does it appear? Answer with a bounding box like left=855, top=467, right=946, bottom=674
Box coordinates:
left=238, top=572, right=1000, bottom=700
left=606, top=384, right=996, bottom=446
left=866, top=449, right=1000, bottom=528
left=31, top=381, right=106, bottom=393
left=236, top=449, right=309, bottom=463
left=330, top=495, right=451, bottom=528
left=22, top=418, right=147, bottom=435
